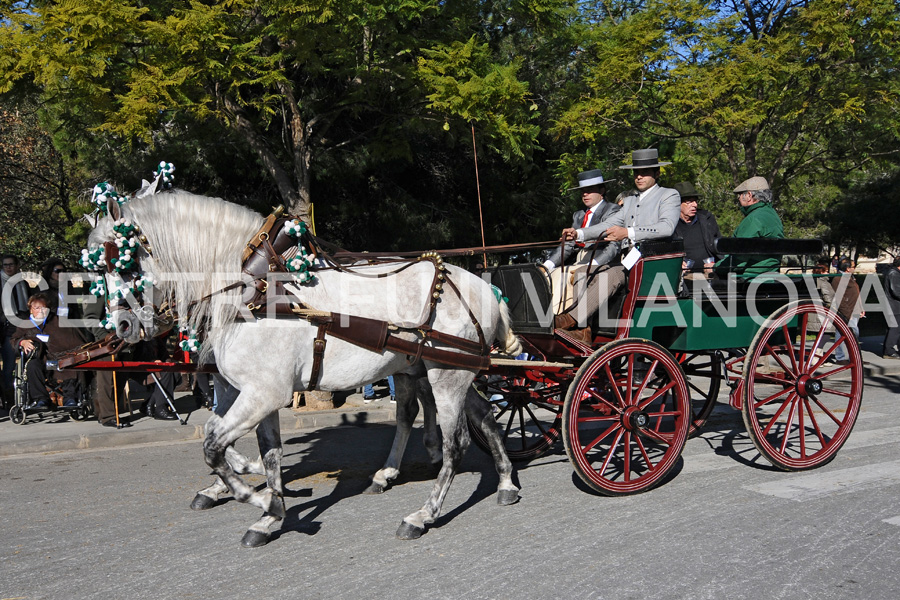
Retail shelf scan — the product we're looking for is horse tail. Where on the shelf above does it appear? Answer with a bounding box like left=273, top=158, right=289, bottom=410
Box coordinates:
left=495, top=300, right=523, bottom=356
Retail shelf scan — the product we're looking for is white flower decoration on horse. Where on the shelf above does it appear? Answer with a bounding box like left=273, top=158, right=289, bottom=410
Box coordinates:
left=156, top=161, right=175, bottom=189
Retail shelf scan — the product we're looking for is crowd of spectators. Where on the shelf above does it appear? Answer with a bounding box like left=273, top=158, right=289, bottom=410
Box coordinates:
left=0, top=254, right=180, bottom=426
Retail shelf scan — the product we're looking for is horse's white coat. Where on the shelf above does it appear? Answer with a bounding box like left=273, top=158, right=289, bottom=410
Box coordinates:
left=89, top=190, right=520, bottom=545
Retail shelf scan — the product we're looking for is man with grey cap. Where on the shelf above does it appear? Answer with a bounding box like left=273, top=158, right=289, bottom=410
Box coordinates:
left=544, top=169, right=621, bottom=341
left=556, top=148, right=680, bottom=339
left=718, top=176, right=784, bottom=275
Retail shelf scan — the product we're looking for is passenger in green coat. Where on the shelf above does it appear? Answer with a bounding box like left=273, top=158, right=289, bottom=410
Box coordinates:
left=718, top=176, right=784, bottom=276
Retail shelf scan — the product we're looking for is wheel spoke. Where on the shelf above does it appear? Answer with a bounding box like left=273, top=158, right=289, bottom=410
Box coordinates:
left=811, top=395, right=851, bottom=427
left=604, top=363, right=626, bottom=406
left=637, top=380, right=676, bottom=411
left=597, top=428, right=625, bottom=473
left=780, top=325, right=799, bottom=373
left=753, top=385, right=792, bottom=410
left=803, top=397, right=828, bottom=448
left=623, top=432, right=632, bottom=482
left=761, top=391, right=796, bottom=436
left=762, top=343, right=798, bottom=380
left=777, top=398, right=799, bottom=455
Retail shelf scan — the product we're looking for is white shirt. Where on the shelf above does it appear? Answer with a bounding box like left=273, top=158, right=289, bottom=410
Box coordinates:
left=544, top=201, right=604, bottom=270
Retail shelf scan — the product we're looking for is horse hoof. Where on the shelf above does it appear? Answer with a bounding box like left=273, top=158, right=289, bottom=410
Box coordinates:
left=364, top=481, right=385, bottom=495
left=190, top=494, right=216, bottom=511
left=241, top=530, right=271, bottom=548
left=396, top=520, right=425, bottom=540
left=497, top=489, right=520, bottom=506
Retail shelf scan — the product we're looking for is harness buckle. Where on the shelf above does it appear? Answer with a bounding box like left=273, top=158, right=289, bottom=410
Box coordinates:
left=247, top=302, right=261, bottom=311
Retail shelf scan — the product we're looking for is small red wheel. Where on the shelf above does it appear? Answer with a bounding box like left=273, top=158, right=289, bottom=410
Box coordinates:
left=562, top=339, right=690, bottom=495
left=469, top=371, right=565, bottom=461
left=742, top=301, right=863, bottom=471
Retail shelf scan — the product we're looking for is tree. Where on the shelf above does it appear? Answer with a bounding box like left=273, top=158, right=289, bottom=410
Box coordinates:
left=0, top=0, right=548, bottom=238
left=555, top=0, right=900, bottom=235
left=0, top=100, right=89, bottom=269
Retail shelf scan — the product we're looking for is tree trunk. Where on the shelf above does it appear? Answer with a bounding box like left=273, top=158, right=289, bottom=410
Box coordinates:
left=297, top=389, right=334, bottom=411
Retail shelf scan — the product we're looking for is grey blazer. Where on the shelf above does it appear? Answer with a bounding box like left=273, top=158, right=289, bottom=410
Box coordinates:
left=581, top=185, right=681, bottom=244
left=548, top=200, right=621, bottom=267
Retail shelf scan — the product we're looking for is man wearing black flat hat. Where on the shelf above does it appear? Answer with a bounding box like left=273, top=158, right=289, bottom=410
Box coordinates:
left=556, top=149, right=680, bottom=338
left=544, top=169, right=621, bottom=342
left=673, top=181, right=721, bottom=278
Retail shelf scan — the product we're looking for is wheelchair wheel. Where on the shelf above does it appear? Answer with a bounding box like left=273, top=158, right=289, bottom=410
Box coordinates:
left=9, top=404, right=26, bottom=425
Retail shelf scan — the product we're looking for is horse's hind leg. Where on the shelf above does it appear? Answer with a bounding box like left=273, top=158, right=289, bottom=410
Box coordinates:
left=241, top=411, right=284, bottom=548
left=465, top=387, right=520, bottom=505
left=367, top=373, right=418, bottom=494
left=397, top=371, right=470, bottom=540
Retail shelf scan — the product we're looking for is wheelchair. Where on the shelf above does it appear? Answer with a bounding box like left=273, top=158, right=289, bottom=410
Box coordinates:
left=8, top=348, right=94, bottom=425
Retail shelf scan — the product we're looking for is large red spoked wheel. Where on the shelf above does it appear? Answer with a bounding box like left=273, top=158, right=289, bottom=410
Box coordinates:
left=675, top=351, right=723, bottom=437
left=469, top=371, right=566, bottom=461
left=742, top=301, right=863, bottom=471
left=562, top=339, right=691, bottom=495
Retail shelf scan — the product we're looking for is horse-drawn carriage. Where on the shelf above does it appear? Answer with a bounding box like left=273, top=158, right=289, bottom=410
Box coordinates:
left=470, top=236, right=863, bottom=495
left=56, top=181, right=862, bottom=545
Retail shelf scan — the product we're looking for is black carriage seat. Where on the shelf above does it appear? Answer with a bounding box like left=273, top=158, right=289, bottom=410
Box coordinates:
left=487, top=263, right=555, bottom=334
left=684, top=238, right=826, bottom=300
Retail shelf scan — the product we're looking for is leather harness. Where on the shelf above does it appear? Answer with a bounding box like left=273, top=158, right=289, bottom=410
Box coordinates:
left=233, top=211, right=494, bottom=390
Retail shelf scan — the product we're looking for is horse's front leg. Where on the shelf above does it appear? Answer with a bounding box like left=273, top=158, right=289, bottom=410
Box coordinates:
left=397, top=376, right=469, bottom=540
left=241, top=411, right=284, bottom=547
left=366, top=373, right=417, bottom=494
left=203, top=407, right=285, bottom=521
left=465, top=387, right=520, bottom=505
left=416, top=378, right=443, bottom=467
left=190, top=446, right=265, bottom=510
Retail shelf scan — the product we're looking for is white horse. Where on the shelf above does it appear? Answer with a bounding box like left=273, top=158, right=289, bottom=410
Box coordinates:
left=88, top=190, right=522, bottom=546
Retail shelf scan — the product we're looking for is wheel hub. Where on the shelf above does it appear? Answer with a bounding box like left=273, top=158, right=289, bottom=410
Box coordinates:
left=796, top=375, right=823, bottom=398
left=623, top=406, right=649, bottom=431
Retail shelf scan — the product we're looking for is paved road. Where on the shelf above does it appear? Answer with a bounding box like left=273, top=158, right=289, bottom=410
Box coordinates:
left=3, top=372, right=900, bottom=600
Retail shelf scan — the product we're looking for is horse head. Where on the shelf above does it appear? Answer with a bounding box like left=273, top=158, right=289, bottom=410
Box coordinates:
left=85, top=197, right=173, bottom=344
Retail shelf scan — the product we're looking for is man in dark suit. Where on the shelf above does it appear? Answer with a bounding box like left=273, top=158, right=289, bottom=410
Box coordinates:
left=543, top=170, right=621, bottom=342
left=558, top=149, right=681, bottom=340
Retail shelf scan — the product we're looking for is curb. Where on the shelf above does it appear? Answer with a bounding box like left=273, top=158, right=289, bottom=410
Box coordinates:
left=0, top=404, right=398, bottom=458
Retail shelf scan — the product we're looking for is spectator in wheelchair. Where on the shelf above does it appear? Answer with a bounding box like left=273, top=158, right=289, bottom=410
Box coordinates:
left=11, top=292, right=88, bottom=411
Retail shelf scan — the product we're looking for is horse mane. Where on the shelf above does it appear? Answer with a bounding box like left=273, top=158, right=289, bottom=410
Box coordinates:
left=121, top=190, right=264, bottom=359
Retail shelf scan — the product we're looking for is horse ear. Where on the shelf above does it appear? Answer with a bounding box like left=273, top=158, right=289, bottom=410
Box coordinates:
left=107, top=197, right=120, bottom=221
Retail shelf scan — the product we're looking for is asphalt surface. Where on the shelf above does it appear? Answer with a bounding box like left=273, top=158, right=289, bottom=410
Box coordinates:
left=1, top=337, right=897, bottom=458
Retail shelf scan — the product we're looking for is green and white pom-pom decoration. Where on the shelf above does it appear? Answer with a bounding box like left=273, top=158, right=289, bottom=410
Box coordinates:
left=155, top=161, right=175, bottom=189
left=99, top=314, right=116, bottom=331
left=112, top=235, right=138, bottom=272
left=91, top=182, right=128, bottom=215
left=89, top=277, right=107, bottom=298
left=112, top=218, right=138, bottom=239
left=131, top=273, right=155, bottom=293
left=105, top=275, right=132, bottom=301
left=282, top=219, right=308, bottom=239
left=179, top=325, right=201, bottom=353
left=286, top=254, right=315, bottom=283
left=79, top=246, right=106, bottom=271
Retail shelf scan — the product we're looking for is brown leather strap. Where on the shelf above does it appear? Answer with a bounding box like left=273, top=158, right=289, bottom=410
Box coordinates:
left=306, top=323, right=328, bottom=391
left=384, top=335, right=490, bottom=370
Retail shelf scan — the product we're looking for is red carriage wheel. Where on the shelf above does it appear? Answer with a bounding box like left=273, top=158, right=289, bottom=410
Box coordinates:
left=562, top=339, right=691, bottom=495
left=469, top=371, right=565, bottom=461
left=675, top=351, right=723, bottom=437
left=742, top=301, right=863, bottom=471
